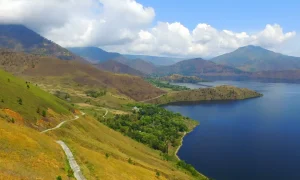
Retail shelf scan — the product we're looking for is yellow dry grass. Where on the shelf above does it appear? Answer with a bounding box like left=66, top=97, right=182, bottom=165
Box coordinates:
left=0, top=120, right=68, bottom=180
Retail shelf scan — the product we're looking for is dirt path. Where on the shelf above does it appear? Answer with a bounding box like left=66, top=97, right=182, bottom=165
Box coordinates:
left=139, top=93, right=167, bottom=103
left=41, top=112, right=85, bottom=134
left=56, top=141, right=86, bottom=180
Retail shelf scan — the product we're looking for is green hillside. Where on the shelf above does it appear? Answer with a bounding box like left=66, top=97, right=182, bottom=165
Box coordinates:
left=148, top=85, right=262, bottom=105
left=0, top=69, right=73, bottom=125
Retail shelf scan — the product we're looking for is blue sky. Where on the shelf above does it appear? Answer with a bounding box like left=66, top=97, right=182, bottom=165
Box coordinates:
left=139, top=0, right=299, bottom=32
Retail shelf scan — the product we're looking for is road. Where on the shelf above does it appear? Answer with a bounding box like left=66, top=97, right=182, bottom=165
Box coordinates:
left=41, top=111, right=87, bottom=180
left=56, top=141, right=86, bottom=180
left=139, top=93, right=167, bottom=103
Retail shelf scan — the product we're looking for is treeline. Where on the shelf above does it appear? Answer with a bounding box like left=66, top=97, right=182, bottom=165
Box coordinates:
left=145, top=78, right=190, bottom=91
left=102, top=104, right=188, bottom=153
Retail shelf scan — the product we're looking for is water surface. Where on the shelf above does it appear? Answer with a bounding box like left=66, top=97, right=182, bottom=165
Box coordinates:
left=165, top=81, right=300, bottom=180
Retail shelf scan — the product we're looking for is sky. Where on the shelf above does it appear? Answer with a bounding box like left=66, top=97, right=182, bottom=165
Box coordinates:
left=0, top=0, right=299, bottom=58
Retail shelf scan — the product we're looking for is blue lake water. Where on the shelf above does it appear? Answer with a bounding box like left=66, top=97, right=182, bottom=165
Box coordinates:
left=165, top=81, right=300, bottom=180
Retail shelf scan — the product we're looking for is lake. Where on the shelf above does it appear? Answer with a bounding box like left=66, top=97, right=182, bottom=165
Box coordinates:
left=165, top=81, right=300, bottom=180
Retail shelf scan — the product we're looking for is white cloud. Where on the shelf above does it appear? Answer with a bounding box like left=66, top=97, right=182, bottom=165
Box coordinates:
left=106, top=23, right=296, bottom=57
left=0, top=0, right=297, bottom=57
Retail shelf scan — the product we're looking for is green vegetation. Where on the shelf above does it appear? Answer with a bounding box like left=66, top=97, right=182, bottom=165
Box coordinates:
left=85, top=90, right=107, bottom=98
left=146, top=78, right=190, bottom=91
left=102, top=104, right=196, bottom=154
left=48, top=114, right=207, bottom=179
left=0, top=69, right=73, bottom=123
left=177, top=160, right=200, bottom=177
left=160, top=74, right=207, bottom=84
left=148, top=85, right=263, bottom=105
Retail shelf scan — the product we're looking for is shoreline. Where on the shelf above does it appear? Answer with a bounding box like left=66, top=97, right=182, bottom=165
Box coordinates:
left=175, top=132, right=186, bottom=160
left=175, top=127, right=196, bottom=160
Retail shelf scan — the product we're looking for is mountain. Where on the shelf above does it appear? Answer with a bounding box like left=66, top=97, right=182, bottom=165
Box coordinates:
left=113, top=56, right=157, bottom=74
left=69, top=47, right=158, bottom=74
left=68, top=47, right=122, bottom=63
left=0, top=49, right=165, bottom=101
left=212, top=45, right=300, bottom=72
left=124, top=54, right=183, bottom=66
left=96, top=60, right=146, bottom=76
left=251, top=70, right=300, bottom=83
left=0, top=24, right=80, bottom=60
left=155, top=58, right=245, bottom=78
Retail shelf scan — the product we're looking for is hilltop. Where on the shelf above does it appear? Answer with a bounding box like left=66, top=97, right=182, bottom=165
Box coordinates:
left=0, top=24, right=80, bottom=60
left=212, top=45, right=300, bottom=72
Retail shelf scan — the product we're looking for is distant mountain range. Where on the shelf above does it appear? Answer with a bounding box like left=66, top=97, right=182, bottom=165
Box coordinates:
left=68, top=46, right=181, bottom=66
left=123, top=54, right=184, bottom=66
left=2, top=24, right=300, bottom=83
left=0, top=24, right=80, bottom=60
left=212, top=45, right=300, bottom=72
left=96, top=60, right=146, bottom=77
left=154, top=58, right=245, bottom=77
left=68, top=47, right=122, bottom=63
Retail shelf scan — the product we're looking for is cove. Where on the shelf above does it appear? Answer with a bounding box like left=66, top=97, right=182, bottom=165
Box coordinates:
left=165, top=81, right=300, bottom=180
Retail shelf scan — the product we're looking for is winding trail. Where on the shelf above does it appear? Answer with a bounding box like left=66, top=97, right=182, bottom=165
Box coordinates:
left=41, top=115, right=79, bottom=134
left=102, top=108, right=108, bottom=118
left=41, top=111, right=86, bottom=180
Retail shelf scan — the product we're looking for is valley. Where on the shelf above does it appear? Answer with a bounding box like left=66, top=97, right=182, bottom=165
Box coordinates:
left=0, top=22, right=298, bottom=180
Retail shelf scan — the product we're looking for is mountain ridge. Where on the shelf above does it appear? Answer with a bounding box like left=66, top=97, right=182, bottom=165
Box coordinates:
left=212, top=45, right=300, bottom=72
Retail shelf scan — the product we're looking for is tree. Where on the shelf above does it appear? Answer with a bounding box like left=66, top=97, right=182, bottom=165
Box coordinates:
left=56, top=176, right=62, bottom=180
left=128, top=158, right=133, bottom=164
left=105, top=153, right=110, bottom=159
left=27, top=84, right=30, bottom=89
left=42, top=110, right=47, bottom=117
left=1, top=99, right=4, bottom=103
left=18, top=98, right=23, bottom=105
left=37, top=107, right=40, bottom=114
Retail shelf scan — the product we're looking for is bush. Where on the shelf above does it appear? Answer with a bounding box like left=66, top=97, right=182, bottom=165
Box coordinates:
left=177, top=160, right=199, bottom=177
left=42, top=110, right=47, bottom=117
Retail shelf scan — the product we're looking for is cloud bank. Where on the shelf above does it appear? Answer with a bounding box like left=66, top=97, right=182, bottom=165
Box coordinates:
left=0, top=0, right=297, bottom=57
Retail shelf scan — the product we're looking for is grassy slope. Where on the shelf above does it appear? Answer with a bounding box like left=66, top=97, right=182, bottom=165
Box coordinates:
left=0, top=50, right=165, bottom=101
left=48, top=115, right=207, bottom=180
left=0, top=69, right=73, bottom=125
left=0, top=120, right=68, bottom=180
left=149, top=85, right=262, bottom=105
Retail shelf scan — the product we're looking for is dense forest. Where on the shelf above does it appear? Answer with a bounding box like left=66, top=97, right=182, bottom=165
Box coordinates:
left=102, top=104, right=192, bottom=153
